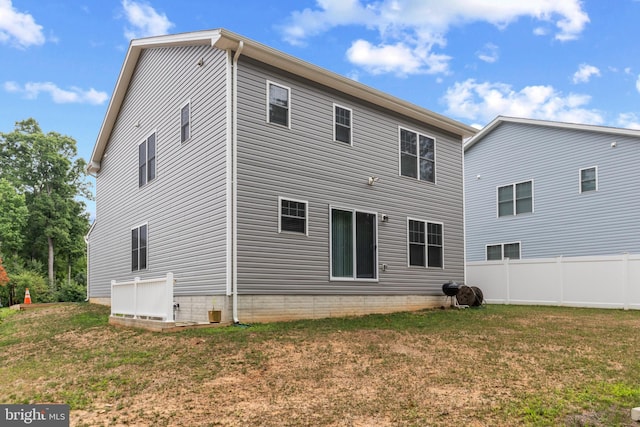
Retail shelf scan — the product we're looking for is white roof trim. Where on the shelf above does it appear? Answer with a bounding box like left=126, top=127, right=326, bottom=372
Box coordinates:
left=465, top=115, right=640, bottom=151
left=89, top=28, right=477, bottom=172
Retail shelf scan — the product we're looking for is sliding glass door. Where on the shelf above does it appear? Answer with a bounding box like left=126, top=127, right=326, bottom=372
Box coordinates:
left=331, top=208, right=377, bottom=280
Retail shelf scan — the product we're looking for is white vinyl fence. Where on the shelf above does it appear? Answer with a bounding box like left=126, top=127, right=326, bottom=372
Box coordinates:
left=467, top=254, right=640, bottom=310
left=111, top=273, right=175, bottom=321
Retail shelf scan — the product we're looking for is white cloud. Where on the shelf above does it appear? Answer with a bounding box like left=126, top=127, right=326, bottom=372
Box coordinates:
left=281, top=0, right=589, bottom=75
left=4, top=81, right=109, bottom=105
left=280, top=0, right=373, bottom=46
left=346, top=39, right=450, bottom=75
left=533, top=27, right=548, bottom=36
left=636, top=74, right=640, bottom=94
left=617, top=113, right=640, bottom=130
left=572, top=64, right=600, bottom=84
left=3, top=80, right=19, bottom=92
left=442, top=78, right=604, bottom=125
left=121, top=0, right=174, bottom=40
left=0, top=0, right=45, bottom=48
left=476, top=43, right=499, bottom=63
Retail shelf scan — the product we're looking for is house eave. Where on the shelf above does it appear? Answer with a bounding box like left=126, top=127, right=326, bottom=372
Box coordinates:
left=89, top=28, right=477, bottom=168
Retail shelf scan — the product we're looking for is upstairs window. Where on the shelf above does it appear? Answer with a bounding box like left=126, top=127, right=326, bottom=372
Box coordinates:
left=180, top=102, right=190, bottom=143
left=131, top=224, right=148, bottom=271
left=408, top=219, right=443, bottom=268
left=498, top=180, right=532, bottom=217
left=279, top=197, right=308, bottom=235
left=138, top=132, right=156, bottom=187
left=334, top=104, right=352, bottom=144
left=486, top=242, right=520, bottom=260
left=399, top=128, right=435, bottom=183
left=267, top=81, right=290, bottom=127
left=580, top=166, right=597, bottom=193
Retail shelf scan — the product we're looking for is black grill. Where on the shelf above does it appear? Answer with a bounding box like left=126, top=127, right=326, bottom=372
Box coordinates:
left=442, top=282, right=484, bottom=307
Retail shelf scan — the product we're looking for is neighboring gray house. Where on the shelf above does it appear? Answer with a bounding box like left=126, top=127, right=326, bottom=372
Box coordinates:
left=464, top=116, right=640, bottom=308
left=86, top=29, right=477, bottom=324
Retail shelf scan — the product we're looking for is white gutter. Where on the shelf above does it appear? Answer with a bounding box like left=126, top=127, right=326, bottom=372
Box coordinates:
left=231, top=40, right=244, bottom=324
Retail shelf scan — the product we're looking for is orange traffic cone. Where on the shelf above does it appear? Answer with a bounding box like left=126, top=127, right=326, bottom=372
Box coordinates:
left=24, top=288, right=32, bottom=304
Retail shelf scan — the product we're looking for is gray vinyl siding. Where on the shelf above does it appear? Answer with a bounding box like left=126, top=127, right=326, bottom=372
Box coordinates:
left=465, top=121, right=640, bottom=261
left=88, top=45, right=229, bottom=297
left=234, top=57, right=464, bottom=295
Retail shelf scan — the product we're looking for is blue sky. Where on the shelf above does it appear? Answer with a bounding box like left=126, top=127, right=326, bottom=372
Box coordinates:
left=2, top=0, right=640, bottom=216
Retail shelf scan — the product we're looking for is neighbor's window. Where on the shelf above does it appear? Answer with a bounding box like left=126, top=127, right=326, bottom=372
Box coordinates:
left=486, top=245, right=502, bottom=261
left=400, top=127, right=435, bottom=183
left=498, top=180, right=532, bottom=217
left=180, top=102, right=190, bottom=143
left=486, top=242, right=520, bottom=260
left=408, top=219, right=443, bottom=268
left=580, top=166, right=597, bottom=193
left=279, top=197, right=308, bottom=235
left=334, top=104, right=352, bottom=144
left=138, top=132, right=156, bottom=187
left=331, top=208, right=377, bottom=280
left=131, top=224, right=148, bottom=271
left=267, top=81, right=290, bottom=127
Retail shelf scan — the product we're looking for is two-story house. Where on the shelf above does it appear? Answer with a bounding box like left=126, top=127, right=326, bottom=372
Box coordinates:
left=464, top=116, right=640, bottom=309
left=86, top=29, right=477, bottom=324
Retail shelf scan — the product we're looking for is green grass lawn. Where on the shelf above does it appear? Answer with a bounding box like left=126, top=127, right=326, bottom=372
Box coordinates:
left=1, top=303, right=640, bottom=426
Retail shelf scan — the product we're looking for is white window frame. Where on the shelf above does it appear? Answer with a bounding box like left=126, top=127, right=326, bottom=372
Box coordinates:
left=266, top=80, right=291, bottom=128
left=496, top=180, right=534, bottom=217
left=398, top=126, right=436, bottom=183
left=138, top=131, right=157, bottom=188
left=180, top=100, right=191, bottom=143
left=485, top=241, right=521, bottom=261
left=406, top=218, right=444, bottom=269
left=131, top=223, right=148, bottom=271
left=579, top=166, right=598, bottom=193
left=278, top=196, right=309, bottom=236
left=329, top=205, right=378, bottom=282
left=333, top=103, right=353, bottom=145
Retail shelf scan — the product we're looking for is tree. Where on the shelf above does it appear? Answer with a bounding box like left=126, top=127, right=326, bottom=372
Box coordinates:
left=0, top=258, right=8, bottom=287
left=0, top=178, right=28, bottom=254
left=0, top=257, right=10, bottom=306
left=0, top=119, right=92, bottom=289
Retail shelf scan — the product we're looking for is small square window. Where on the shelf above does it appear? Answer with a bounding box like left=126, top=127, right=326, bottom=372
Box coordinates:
left=267, top=82, right=290, bottom=127
left=503, top=243, right=520, bottom=259
left=486, top=245, right=502, bottom=261
left=279, top=198, right=308, bottom=235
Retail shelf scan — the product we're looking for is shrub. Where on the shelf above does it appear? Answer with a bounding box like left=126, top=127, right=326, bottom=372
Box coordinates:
left=11, top=271, right=54, bottom=304
left=57, top=280, right=86, bottom=302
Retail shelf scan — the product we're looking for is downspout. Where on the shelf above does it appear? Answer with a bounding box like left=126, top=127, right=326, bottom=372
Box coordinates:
left=461, top=139, right=467, bottom=287
left=232, top=40, right=244, bottom=324
left=84, top=233, right=90, bottom=302
left=84, top=170, right=97, bottom=302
